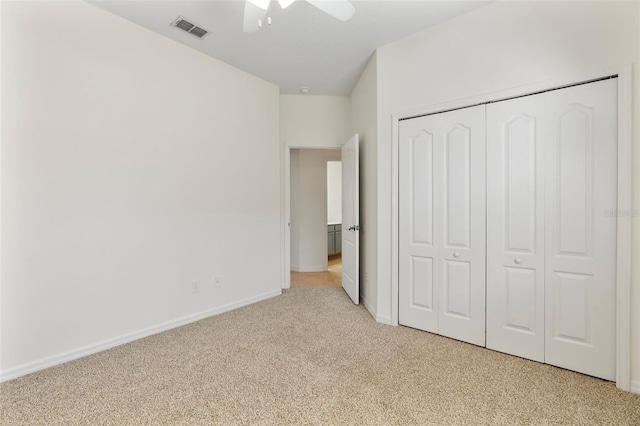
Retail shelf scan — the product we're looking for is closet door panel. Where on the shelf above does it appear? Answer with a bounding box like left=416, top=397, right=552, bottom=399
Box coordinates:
left=444, top=124, right=471, bottom=248
left=438, top=106, right=486, bottom=347
left=399, top=116, right=440, bottom=333
left=486, top=95, right=545, bottom=362
left=503, top=267, right=538, bottom=331
left=544, top=78, right=617, bottom=381
left=399, top=105, right=485, bottom=346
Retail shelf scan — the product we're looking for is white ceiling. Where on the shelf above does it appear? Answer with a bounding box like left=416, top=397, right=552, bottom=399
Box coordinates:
left=89, top=1, right=490, bottom=95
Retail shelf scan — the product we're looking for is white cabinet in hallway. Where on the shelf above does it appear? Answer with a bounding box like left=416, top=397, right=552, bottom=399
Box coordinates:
left=399, top=105, right=486, bottom=347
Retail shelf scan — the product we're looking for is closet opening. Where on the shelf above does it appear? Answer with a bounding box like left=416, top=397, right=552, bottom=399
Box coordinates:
left=392, top=66, right=632, bottom=391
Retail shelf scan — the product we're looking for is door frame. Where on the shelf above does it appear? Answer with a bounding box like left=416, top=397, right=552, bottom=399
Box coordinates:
left=282, top=145, right=342, bottom=289
left=390, top=64, right=633, bottom=391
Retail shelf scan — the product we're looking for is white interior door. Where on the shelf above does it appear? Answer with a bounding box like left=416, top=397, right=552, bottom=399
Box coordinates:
left=544, top=78, right=617, bottom=381
left=437, top=107, right=486, bottom=346
left=342, top=134, right=359, bottom=305
left=399, top=106, right=486, bottom=346
left=486, top=94, right=546, bottom=362
left=399, top=114, right=440, bottom=333
left=486, top=78, right=617, bottom=380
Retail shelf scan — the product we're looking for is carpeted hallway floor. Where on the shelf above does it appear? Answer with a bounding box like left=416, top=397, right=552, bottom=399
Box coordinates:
left=1, top=288, right=639, bottom=425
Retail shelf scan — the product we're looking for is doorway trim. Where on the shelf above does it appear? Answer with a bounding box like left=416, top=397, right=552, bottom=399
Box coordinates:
left=390, top=64, right=633, bottom=391
left=282, top=145, right=343, bottom=289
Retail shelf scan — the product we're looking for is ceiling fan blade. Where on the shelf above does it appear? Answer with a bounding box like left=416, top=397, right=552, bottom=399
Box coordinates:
left=306, top=0, right=355, bottom=22
left=243, top=1, right=268, bottom=33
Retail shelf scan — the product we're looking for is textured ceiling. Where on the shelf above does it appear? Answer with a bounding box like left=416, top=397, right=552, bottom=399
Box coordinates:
left=89, top=1, right=490, bottom=95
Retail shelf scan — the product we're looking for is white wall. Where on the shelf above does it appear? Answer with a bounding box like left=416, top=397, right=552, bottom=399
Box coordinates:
left=280, top=95, right=351, bottom=148
left=350, top=53, right=379, bottom=320
left=1, top=1, right=281, bottom=380
left=374, top=0, right=640, bottom=389
left=290, top=149, right=341, bottom=272
left=327, top=161, right=342, bottom=224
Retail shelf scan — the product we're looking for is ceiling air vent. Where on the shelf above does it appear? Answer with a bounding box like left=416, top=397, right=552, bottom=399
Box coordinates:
left=171, top=16, right=209, bottom=39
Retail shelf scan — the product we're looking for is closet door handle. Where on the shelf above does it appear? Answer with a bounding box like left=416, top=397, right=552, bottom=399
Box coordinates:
left=514, top=257, right=523, bottom=265
left=453, top=252, right=460, bottom=258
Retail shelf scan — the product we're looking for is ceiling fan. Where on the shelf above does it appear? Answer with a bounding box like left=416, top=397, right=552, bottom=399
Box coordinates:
left=243, top=0, right=356, bottom=33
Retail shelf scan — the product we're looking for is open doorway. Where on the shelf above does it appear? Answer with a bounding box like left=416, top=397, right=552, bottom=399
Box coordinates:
left=325, top=160, right=343, bottom=284
left=289, top=149, right=342, bottom=288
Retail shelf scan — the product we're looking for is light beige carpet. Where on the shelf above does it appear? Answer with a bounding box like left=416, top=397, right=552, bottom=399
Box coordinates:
left=1, top=288, right=639, bottom=425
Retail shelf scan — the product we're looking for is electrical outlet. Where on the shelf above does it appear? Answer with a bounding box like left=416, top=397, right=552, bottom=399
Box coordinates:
left=191, top=280, right=200, bottom=293
left=214, top=277, right=222, bottom=288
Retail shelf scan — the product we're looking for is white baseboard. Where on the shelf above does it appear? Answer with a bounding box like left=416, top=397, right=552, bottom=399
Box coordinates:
left=375, top=314, right=394, bottom=325
left=631, top=380, right=640, bottom=395
left=360, top=295, right=393, bottom=325
left=361, top=295, right=376, bottom=319
left=0, top=289, right=282, bottom=383
left=290, top=266, right=326, bottom=272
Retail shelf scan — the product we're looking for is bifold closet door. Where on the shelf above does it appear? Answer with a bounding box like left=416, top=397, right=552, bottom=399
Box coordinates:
left=487, top=78, right=617, bottom=381
left=399, top=113, right=439, bottom=334
left=399, top=105, right=486, bottom=346
left=439, top=107, right=486, bottom=346
left=544, top=79, right=617, bottom=381
left=486, top=94, right=546, bottom=362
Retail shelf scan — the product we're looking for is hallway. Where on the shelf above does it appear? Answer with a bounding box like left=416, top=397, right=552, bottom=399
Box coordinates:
left=290, top=255, right=342, bottom=288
